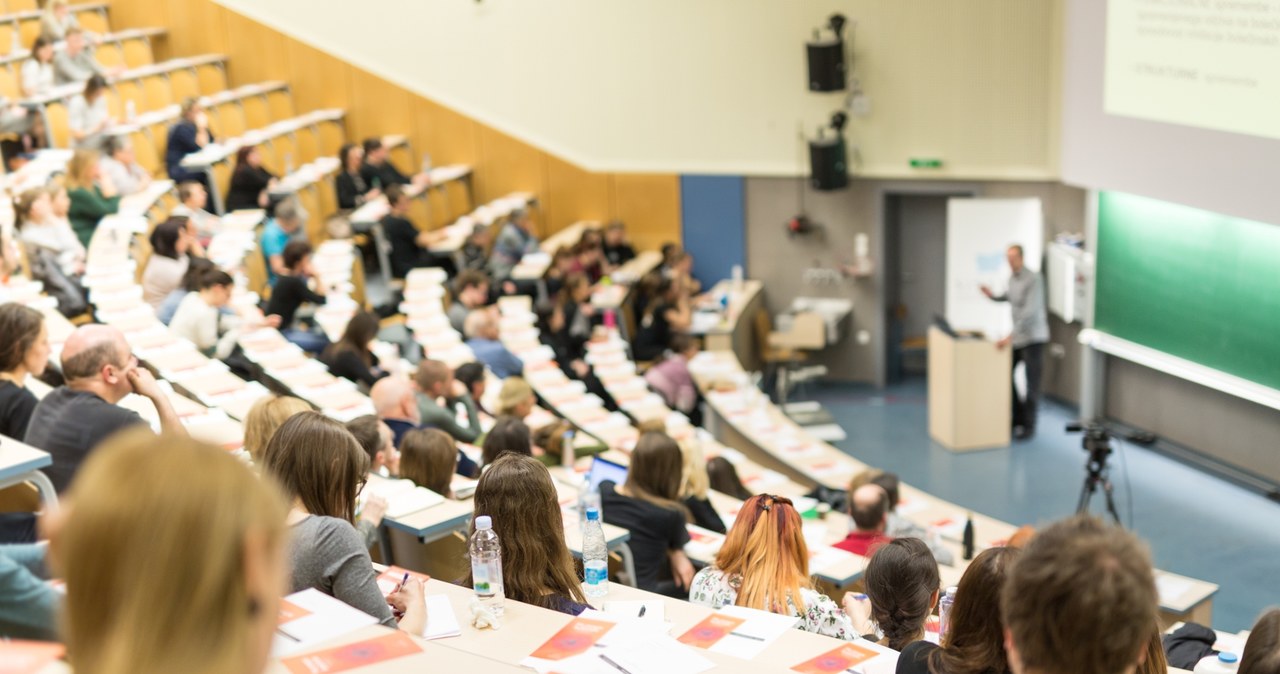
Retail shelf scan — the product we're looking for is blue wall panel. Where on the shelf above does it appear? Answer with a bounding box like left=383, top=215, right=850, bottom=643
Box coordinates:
left=679, top=175, right=745, bottom=289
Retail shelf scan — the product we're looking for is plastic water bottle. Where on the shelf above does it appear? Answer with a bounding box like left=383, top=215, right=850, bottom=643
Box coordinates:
left=938, top=586, right=958, bottom=639
left=582, top=507, right=609, bottom=598
left=1194, top=653, right=1239, bottom=674
left=561, top=429, right=576, bottom=468
left=469, top=515, right=504, bottom=616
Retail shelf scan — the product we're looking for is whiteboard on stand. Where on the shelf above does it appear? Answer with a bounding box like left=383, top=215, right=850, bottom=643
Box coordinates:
left=945, top=198, right=1044, bottom=337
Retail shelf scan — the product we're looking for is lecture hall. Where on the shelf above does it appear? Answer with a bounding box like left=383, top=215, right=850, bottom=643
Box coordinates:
left=1, top=1, right=1278, bottom=673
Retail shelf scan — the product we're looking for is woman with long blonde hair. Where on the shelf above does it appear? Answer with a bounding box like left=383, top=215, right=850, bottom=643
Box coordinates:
left=50, top=430, right=290, bottom=674
left=242, top=394, right=311, bottom=462
left=65, top=147, right=120, bottom=247
left=466, top=454, right=589, bottom=615
left=688, top=493, right=859, bottom=640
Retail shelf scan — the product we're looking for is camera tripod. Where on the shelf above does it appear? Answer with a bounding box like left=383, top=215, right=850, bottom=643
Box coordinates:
left=1076, top=448, right=1122, bottom=525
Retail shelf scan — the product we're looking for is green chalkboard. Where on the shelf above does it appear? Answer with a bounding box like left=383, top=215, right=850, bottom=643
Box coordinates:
left=1095, top=192, right=1280, bottom=391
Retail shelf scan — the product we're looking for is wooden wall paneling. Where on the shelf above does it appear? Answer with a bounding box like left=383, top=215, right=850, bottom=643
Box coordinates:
left=543, top=154, right=612, bottom=236
left=222, top=11, right=289, bottom=86
left=284, top=38, right=353, bottom=114
left=347, top=69, right=411, bottom=142
left=411, top=96, right=479, bottom=169
left=475, top=125, right=548, bottom=227
left=161, top=0, right=227, bottom=58
left=610, top=174, right=681, bottom=253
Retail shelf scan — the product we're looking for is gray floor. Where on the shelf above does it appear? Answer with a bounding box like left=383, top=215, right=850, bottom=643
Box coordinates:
left=807, top=378, right=1280, bottom=633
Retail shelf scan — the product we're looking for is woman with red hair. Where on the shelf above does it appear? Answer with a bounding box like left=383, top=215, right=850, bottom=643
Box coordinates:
left=688, top=493, right=858, bottom=639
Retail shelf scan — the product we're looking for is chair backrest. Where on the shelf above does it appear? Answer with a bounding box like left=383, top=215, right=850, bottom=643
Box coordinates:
left=0, top=22, right=15, bottom=57
left=16, top=19, right=38, bottom=52
left=6, top=0, right=38, bottom=12
left=76, top=8, right=109, bottom=35
left=212, top=101, right=246, bottom=138
left=266, top=88, right=293, bottom=120
left=241, top=94, right=270, bottom=129
left=94, top=43, right=124, bottom=68
left=142, top=73, right=174, bottom=111
left=0, top=66, right=19, bottom=101
left=113, top=79, right=144, bottom=118
left=44, top=101, right=69, bottom=148
left=130, top=129, right=159, bottom=175
left=168, top=68, right=199, bottom=102
left=195, top=63, right=226, bottom=95
left=121, top=38, right=153, bottom=69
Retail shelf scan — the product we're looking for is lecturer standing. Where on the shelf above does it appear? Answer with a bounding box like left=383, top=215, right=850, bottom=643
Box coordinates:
left=981, top=244, right=1048, bottom=440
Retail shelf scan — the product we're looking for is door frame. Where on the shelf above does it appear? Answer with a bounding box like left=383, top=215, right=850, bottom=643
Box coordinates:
left=874, top=183, right=981, bottom=388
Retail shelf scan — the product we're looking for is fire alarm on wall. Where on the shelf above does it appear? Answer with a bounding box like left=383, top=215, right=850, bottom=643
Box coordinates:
left=787, top=214, right=814, bottom=237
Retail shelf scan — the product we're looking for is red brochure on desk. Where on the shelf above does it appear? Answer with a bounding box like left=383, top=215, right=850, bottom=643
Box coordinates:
left=527, top=617, right=616, bottom=661
left=791, top=643, right=880, bottom=673
left=677, top=613, right=746, bottom=649
left=280, top=631, right=422, bottom=673
left=0, top=641, right=65, bottom=674
left=374, top=566, right=432, bottom=596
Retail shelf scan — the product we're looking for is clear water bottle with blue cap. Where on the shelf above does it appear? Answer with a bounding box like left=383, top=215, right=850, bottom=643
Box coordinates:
left=582, top=507, right=609, bottom=598
left=470, top=515, right=504, bottom=615
left=1194, top=652, right=1239, bottom=674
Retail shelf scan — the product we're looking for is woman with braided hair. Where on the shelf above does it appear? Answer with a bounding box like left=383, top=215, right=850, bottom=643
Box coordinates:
left=862, top=537, right=940, bottom=650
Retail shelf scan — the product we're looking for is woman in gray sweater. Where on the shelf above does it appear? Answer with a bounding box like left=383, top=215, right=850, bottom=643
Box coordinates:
left=261, top=411, right=427, bottom=633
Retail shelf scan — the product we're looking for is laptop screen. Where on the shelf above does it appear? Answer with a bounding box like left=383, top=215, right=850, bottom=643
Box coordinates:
left=585, top=456, right=629, bottom=494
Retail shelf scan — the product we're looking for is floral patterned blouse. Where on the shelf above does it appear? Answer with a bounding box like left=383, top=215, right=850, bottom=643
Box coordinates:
left=688, top=567, right=858, bottom=640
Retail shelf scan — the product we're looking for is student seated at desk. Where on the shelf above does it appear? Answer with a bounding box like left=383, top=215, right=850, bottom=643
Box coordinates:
left=15, top=184, right=85, bottom=280
left=25, top=324, right=187, bottom=493
left=100, top=135, right=153, bottom=197
left=0, top=305, right=49, bottom=443
left=171, top=180, right=219, bottom=240
left=454, top=362, right=489, bottom=414
left=261, top=411, right=426, bottom=633
left=225, top=145, right=277, bottom=213
left=50, top=431, right=291, bottom=674
left=469, top=454, right=591, bottom=616
left=480, top=415, right=534, bottom=468
left=851, top=470, right=956, bottom=566
left=689, top=494, right=857, bottom=640
left=863, top=538, right=940, bottom=651
left=171, top=269, right=280, bottom=360
left=413, top=359, right=483, bottom=443
left=53, top=28, right=118, bottom=86
left=156, top=257, right=214, bottom=325
left=706, top=456, right=753, bottom=501
left=265, top=240, right=329, bottom=354
left=894, top=546, right=1020, bottom=674
left=833, top=484, right=893, bottom=556
left=488, top=207, right=541, bottom=282
left=632, top=276, right=692, bottom=363
left=494, top=376, right=535, bottom=420
left=67, top=75, right=113, bottom=152
left=399, top=428, right=457, bottom=498
left=372, top=376, right=478, bottom=478
left=165, top=98, right=216, bottom=195
left=464, top=309, right=524, bottom=379
left=599, top=431, right=695, bottom=599
left=380, top=184, right=454, bottom=279
left=344, top=415, right=396, bottom=548
left=359, top=137, right=412, bottom=190
left=531, top=419, right=606, bottom=469
left=142, top=216, right=203, bottom=310
left=260, top=195, right=306, bottom=285
left=0, top=543, right=58, bottom=640
left=242, top=394, right=310, bottom=464
left=21, top=38, right=56, bottom=98
left=1002, top=516, right=1156, bottom=674
left=40, top=0, right=94, bottom=43
left=602, top=220, right=636, bottom=270
left=66, top=147, right=121, bottom=248
left=320, top=311, right=388, bottom=389
left=335, top=142, right=381, bottom=210
left=1240, top=610, right=1280, bottom=674
left=645, top=333, right=704, bottom=426
left=570, top=237, right=606, bottom=284
left=461, top=224, right=492, bottom=273
left=678, top=436, right=725, bottom=533
left=448, top=270, right=491, bottom=335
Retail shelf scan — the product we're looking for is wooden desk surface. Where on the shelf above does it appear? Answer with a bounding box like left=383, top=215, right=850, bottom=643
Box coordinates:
left=0, top=435, right=52, bottom=482
left=421, top=578, right=900, bottom=674
left=263, top=624, right=529, bottom=674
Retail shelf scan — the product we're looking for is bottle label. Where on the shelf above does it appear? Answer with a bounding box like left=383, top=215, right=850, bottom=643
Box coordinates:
left=585, top=564, right=608, bottom=586
left=473, top=564, right=493, bottom=596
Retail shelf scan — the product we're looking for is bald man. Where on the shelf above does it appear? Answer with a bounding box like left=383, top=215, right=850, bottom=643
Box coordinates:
left=371, top=375, right=478, bottom=478
left=833, top=484, right=893, bottom=556
left=25, top=325, right=185, bottom=492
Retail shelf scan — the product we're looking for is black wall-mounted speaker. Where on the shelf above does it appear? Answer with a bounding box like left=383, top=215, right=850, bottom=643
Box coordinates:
left=807, top=39, right=846, bottom=92
left=809, top=135, right=848, bottom=191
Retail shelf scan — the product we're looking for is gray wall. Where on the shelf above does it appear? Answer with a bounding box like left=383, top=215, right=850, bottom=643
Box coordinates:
left=743, top=176, right=1280, bottom=486
left=743, top=177, right=1087, bottom=403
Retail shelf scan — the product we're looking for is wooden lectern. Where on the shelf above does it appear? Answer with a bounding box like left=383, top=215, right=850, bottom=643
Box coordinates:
left=927, top=326, right=1011, bottom=451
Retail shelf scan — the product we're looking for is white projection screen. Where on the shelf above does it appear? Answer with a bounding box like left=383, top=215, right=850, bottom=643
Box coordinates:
left=1062, top=0, right=1280, bottom=226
